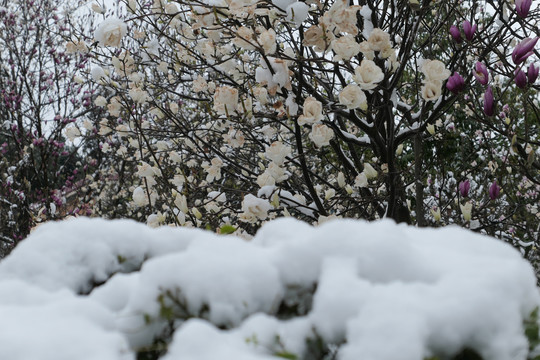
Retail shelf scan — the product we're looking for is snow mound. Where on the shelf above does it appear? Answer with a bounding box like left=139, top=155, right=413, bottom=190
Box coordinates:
left=0, top=217, right=538, bottom=360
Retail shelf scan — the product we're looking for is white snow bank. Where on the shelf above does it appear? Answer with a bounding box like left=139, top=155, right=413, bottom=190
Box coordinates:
left=0, top=217, right=538, bottom=360
left=0, top=218, right=194, bottom=293
left=0, top=279, right=133, bottom=360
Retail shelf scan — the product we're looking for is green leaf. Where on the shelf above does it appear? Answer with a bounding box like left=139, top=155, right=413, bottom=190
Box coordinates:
left=219, top=224, right=236, bottom=235
left=159, top=305, right=174, bottom=320
left=274, top=351, right=298, bottom=360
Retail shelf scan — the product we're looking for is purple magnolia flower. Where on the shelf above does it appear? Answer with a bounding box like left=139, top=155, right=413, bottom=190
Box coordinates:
left=483, top=86, right=494, bottom=116
left=512, top=37, right=539, bottom=65
left=459, top=180, right=471, bottom=197
left=473, top=62, right=489, bottom=85
left=528, top=63, right=539, bottom=84
left=446, top=72, right=465, bottom=94
left=515, top=68, right=527, bottom=88
left=463, top=20, right=477, bottom=42
left=489, top=181, right=500, bottom=200
left=450, top=25, right=462, bottom=43
left=515, top=0, right=532, bottom=18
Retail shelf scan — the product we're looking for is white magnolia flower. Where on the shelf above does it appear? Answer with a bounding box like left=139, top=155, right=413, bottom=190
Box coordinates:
left=259, top=28, right=277, bottom=54
left=332, top=35, right=361, bottom=61
left=430, top=207, right=441, bottom=222
left=66, top=40, right=89, bottom=54
left=174, top=194, right=189, bottom=214
left=339, top=84, right=367, bottom=110
left=133, top=187, right=147, bottom=207
left=254, top=87, right=269, bottom=105
left=358, top=41, right=375, bottom=60
left=240, top=194, right=272, bottom=223
left=98, top=119, right=112, bottom=136
left=368, top=28, right=392, bottom=52
left=192, top=75, right=208, bottom=93
left=164, top=2, right=178, bottom=14
left=267, top=162, right=288, bottom=182
left=95, top=18, right=127, bottom=48
left=363, top=163, right=378, bottom=179
left=223, top=128, right=245, bottom=148
left=257, top=171, right=276, bottom=187
left=94, top=96, right=107, bottom=107
left=285, top=94, right=298, bottom=115
left=137, top=161, right=157, bottom=178
left=323, top=0, right=361, bottom=35
left=298, top=96, right=323, bottom=125
left=64, top=126, right=81, bottom=142
left=127, top=0, right=137, bottom=12
left=147, top=213, right=164, bottom=228
left=202, top=157, right=224, bottom=183
left=325, top=188, right=336, bottom=200
left=337, top=172, right=346, bottom=187
left=460, top=202, right=473, bottom=221
left=354, top=59, right=384, bottom=90
left=129, top=88, right=150, bottom=104
left=91, top=66, right=107, bottom=82
left=354, top=172, right=368, bottom=188
left=255, top=57, right=291, bottom=93
left=421, top=80, right=442, bottom=102
left=233, top=26, right=256, bottom=50
left=303, top=26, right=332, bottom=52
left=309, top=124, right=334, bottom=147
left=265, top=141, right=291, bottom=165
left=169, top=151, right=183, bottom=164
left=169, top=101, right=179, bottom=114
left=108, top=97, right=122, bottom=117
left=91, top=3, right=104, bottom=14
left=422, top=59, right=451, bottom=81
left=214, top=86, right=239, bottom=114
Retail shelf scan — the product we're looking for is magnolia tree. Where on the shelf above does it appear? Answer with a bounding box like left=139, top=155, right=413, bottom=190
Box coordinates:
left=0, top=0, right=109, bottom=254
left=70, top=0, right=539, bottom=263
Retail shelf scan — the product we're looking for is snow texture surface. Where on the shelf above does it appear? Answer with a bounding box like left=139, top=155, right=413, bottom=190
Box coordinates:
left=0, top=217, right=538, bottom=360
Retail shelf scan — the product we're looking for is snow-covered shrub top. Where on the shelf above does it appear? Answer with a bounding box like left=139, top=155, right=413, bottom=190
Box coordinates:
left=0, top=217, right=538, bottom=360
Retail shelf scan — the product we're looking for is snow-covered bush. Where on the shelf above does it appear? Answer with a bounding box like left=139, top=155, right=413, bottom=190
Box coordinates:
left=1, top=217, right=539, bottom=360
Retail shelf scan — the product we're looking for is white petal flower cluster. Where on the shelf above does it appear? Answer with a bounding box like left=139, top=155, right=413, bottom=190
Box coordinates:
left=214, top=86, right=239, bottom=114
left=94, top=18, right=127, bottom=48
left=321, top=0, right=362, bottom=35
left=132, top=186, right=147, bottom=207
left=239, top=194, right=272, bottom=223
left=265, top=141, right=291, bottom=165
left=202, top=158, right=224, bottom=183
left=128, top=88, right=150, bottom=105
left=64, top=126, right=81, bottom=142
left=255, top=57, right=291, bottom=95
left=232, top=26, right=256, bottom=50
left=332, top=35, right=361, bottom=61
left=303, top=25, right=334, bottom=52
left=339, top=84, right=367, bottom=110
left=421, top=59, right=450, bottom=102
left=309, top=124, right=334, bottom=147
left=298, top=97, right=324, bottom=125
left=353, top=59, right=384, bottom=90
left=259, top=29, right=276, bottom=54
